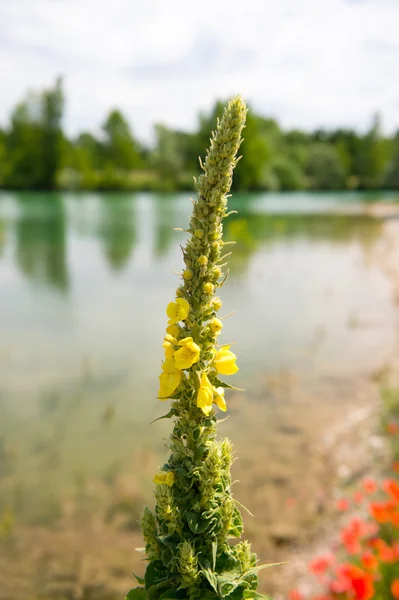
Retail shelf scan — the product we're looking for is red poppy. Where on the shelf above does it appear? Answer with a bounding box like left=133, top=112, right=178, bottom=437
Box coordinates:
left=362, top=477, right=377, bottom=494
left=392, top=578, right=399, bottom=599
left=383, top=478, right=399, bottom=502
left=308, top=554, right=333, bottom=576
left=353, top=491, right=364, bottom=504
left=338, top=564, right=374, bottom=600
left=360, top=551, right=378, bottom=570
left=288, top=590, right=303, bottom=600
left=386, top=421, right=399, bottom=435
left=337, top=498, right=350, bottom=511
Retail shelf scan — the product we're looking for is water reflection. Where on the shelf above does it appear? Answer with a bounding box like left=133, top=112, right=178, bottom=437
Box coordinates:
left=153, top=194, right=178, bottom=256
left=98, top=194, right=137, bottom=270
left=225, top=211, right=383, bottom=273
left=14, top=194, right=69, bottom=292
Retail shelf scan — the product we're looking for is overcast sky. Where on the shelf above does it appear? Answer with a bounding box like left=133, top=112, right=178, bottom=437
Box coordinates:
left=0, top=0, right=398, bottom=141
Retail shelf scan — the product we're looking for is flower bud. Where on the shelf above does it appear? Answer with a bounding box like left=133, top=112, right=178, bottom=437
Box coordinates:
left=183, top=269, right=193, bottom=281
left=211, top=267, right=222, bottom=280
left=212, top=297, right=223, bottom=311
left=194, top=229, right=204, bottom=239
left=198, top=255, right=208, bottom=266
left=203, top=282, right=214, bottom=294
left=209, top=317, right=223, bottom=335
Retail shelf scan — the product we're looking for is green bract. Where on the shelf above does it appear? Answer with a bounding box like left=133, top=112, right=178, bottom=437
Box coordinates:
left=128, top=97, right=272, bottom=600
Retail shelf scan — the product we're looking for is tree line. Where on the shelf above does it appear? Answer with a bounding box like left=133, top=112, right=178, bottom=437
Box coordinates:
left=0, top=79, right=398, bottom=192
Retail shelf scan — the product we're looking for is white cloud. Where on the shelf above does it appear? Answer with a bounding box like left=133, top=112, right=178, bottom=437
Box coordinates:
left=0, top=0, right=398, bottom=141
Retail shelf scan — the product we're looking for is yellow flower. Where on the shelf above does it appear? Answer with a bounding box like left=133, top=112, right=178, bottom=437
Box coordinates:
left=166, top=298, right=190, bottom=324
left=197, top=373, right=213, bottom=416
left=194, top=229, right=204, bottom=239
left=166, top=323, right=181, bottom=338
left=158, top=358, right=182, bottom=398
left=213, top=387, right=227, bottom=411
left=209, top=317, right=223, bottom=335
left=174, top=337, right=200, bottom=369
left=203, top=282, right=214, bottom=294
left=163, top=334, right=177, bottom=359
left=153, top=471, right=176, bottom=487
left=214, top=346, right=239, bottom=375
left=183, top=269, right=193, bottom=280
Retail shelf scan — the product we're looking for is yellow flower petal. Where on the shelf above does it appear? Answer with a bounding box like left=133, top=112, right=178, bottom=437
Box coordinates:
left=153, top=471, right=176, bottom=486
left=213, top=386, right=227, bottom=411
left=214, top=346, right=239, bottom=375
left=174, top=337, right=200, bottom=369
left=166, top=298, right=190, bottom=324
left=197, top=373, right=213, bottom=416
left=158, top=358, right=182, bottom=398
left=163, top=334, right=177, bottom=359
left=166, top=323, right=181, bottom=338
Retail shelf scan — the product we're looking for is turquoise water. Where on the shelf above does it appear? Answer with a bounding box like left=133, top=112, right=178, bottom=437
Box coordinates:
left=0, top=190, right=398, bottom=530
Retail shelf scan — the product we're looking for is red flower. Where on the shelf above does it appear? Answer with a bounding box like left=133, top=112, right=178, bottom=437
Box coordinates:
left=353, top=491, right=364, bottom=504
left=308, top=554, right=333, bottom=576
left=337, top=564, right=374, bottom=600
left=386, top=421, right=399, bottom=435
left=288, top=590, right=303, bottom=600
left=392, top=579, right=399, bottom=599
left=370, top=501, right=391, bottom=523
left=362, top=477, right=377, bottom=494
left=383, top=478, right=399, bottom=502
left=361, top=551, right=378, bottom=571
left=337, top=498, right=350, bottom=511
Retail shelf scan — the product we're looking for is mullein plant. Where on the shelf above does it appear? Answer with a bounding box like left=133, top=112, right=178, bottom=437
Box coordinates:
left=128, top=97, right=273, bottom=600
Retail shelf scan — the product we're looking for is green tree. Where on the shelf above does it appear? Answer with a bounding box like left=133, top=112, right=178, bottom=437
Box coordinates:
left=306, top=143, right=345, bottom=190
left=102, top=109, right=143, bottom=170
left=383, top=131, right=399, bottom=189
left=37, top=77, right=64, bottom=189
left=152, top=124, right=184, bottom=186
left=4, top=79, right=64, bottom=190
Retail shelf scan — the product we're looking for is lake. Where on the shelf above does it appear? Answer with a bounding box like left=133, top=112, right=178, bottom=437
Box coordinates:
left=0, top=190, right=398, bottom=598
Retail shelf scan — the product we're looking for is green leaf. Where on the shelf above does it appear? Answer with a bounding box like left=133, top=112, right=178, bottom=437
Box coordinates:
left=228, top=506, right=243, bottom=538
left=159, top=587, right=187, bottom=600
left=186, top=511, right=209, bottom=534
left=150, top=410, right=175, bottom=424
left=243, top=591, right=273, bottom=600
left=211, top=541, right=217, bottom=571
left=132, top=572, right=145, bottom=585
left=202, top=568, right=219, bottom=594
left=212, top=377, right=244, bottom=391
left=145, top=560, right=167, bottom=589
left=126, top=588, right=147, bottom=600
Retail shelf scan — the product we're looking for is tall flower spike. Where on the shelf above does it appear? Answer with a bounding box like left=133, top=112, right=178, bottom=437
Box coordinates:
left=129, top=97, right=271, bottom=600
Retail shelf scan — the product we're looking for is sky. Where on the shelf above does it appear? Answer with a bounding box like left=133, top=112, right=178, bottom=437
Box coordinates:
left=0, top=0, right=398, bottom=142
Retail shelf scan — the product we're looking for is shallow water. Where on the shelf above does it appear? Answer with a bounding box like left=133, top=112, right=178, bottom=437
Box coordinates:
left=0, top=191, right=398, bottom=595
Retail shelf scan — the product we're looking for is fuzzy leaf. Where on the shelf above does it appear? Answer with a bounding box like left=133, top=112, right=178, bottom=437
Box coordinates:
left=243, top=591, right=273, bottom=600
left=211, top=541, right=217, bottom=571
left=228, top=506, right=243, bottom=538
left=186, top=511, right=209, bottom=534
left=132, top=572, right=145, bottom=585
left=159, top=588, right=187, bottom=600
left=150, top=410, right=175, bottom=424
left=202, top=568, right=219, bottom=594
left=145, top=560, right=167, bottom=589
left=212, top=377, right=244, bottom=391
left=126, top=588, right=147, bottom=600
